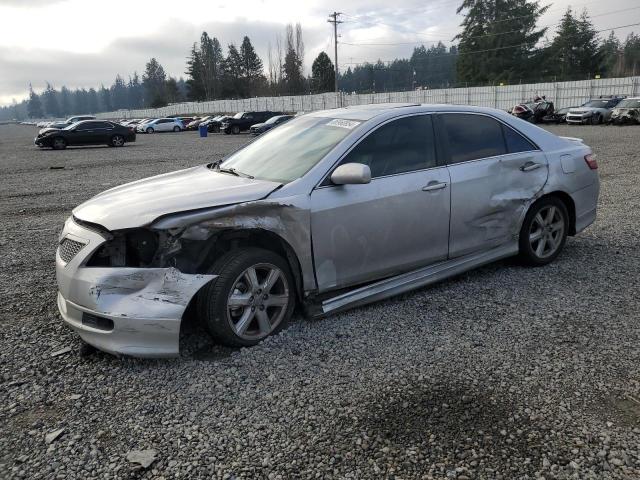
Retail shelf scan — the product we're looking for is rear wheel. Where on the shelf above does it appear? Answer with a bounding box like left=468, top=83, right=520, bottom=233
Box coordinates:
left=110, top=134, right=125, bottom=147
left=197, top=248, right=295, bottom=347
left=52, top=137, right=67, bottom=150
left=518, top=197, right=569, bottom=266
left=173, top=126, right=180, bottom=132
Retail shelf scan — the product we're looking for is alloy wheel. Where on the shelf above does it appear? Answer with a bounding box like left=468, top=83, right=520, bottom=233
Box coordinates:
left=226, top=263, right=290, bottom=341
left=52, top=138, right=66, bottom=149
left=528, top=205, right=565, bottom=259
left=112, top=135, right=124, bottom=147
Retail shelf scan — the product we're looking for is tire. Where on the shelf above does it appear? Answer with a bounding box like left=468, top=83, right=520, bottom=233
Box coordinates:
left=146, top=127, right=154, bottom=134
left=224, top=129, right=231, bottom=135
left=52, top=137, right=67, bottom=150
left=110, top=134, right=125, bottom=147
left=173, top=126, right=180, bottom=132
left=232, top=125, right=240, bottom=135
left=518, top=196, right=569, bottom=266
left=591, top=114, right=601, bottom=125
left=197, top=248, right=296, bottom=347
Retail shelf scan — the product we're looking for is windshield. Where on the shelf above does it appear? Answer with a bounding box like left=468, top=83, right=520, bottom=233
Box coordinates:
left=233, top=112, right=244, bottom=119
left=265, top=116, right=283, bottom=124
left=220, top=116, right=359, bottom=183
left=63, top=121, right=82, bottom=130
left=582, top=100, right=609, bottom=108
left=617, top=99, right=640, bottom=108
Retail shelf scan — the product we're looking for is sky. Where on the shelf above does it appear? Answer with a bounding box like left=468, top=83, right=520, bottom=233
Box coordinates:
left=0, top=0, right=639, bottom=106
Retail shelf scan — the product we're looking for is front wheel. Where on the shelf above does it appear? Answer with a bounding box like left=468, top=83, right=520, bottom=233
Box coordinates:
left=232, top=125, right=240, bottom=134
left=518, top=197, right=569, bottom=266
left=52, top=137, right=67, bottom=150
left=110, top=134, right=125, bottom=147
left=591, top=114, right=602, bottom=125
left=197, top=248, right=295, bottom=347
left=146, top=127, right=154, bottom=134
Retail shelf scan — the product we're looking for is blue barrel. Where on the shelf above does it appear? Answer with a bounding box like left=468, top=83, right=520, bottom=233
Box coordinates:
left=198, top=124, right=208, bottom=137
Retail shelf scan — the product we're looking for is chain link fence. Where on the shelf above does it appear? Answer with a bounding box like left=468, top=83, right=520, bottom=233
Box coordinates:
left=97, top=76, right=640, bottom=119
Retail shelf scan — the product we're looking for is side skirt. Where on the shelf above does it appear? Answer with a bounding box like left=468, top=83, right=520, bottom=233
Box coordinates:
left=320, top=242, right=519, bottom=316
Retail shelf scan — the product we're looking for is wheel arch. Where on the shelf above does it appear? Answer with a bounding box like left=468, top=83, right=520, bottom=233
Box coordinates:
left=533, top=191, right=577, bottom=235
left=193, top=228, right=305, bottom=304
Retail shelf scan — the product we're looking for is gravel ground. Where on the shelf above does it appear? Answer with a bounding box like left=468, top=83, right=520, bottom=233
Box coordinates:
left=1, top=123, right=639, bottom=479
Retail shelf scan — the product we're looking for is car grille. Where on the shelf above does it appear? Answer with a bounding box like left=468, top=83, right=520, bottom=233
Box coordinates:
left=58, top=238, right=86, bottom=263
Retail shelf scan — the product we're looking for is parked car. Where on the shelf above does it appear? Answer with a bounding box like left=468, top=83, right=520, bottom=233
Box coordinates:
left=137, top=118, right=183, bottom=133
left=542, top=106, right=574, bottom=124
left=510, top=98, right=554, bottom=124
left=65, top=115, right=96, bottom=124
left=186, top=115, right=213, bottom=130
left=39, top=120, right=70, bottom=133
left=56, top=103, right=599, bottom=357
left=608, top=97, right=640, bottom=125
left=206, top=115, right=231, bottom=133
left=249, top=115, right=293, bottom=135
left=35, top=120, right=135, bottom=149
left=566, top=97, right=624, bottom=125
left=221, top=111, right=284, bottom=134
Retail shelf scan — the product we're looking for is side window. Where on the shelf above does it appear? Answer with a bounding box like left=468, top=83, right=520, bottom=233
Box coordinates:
left=502, top=124, right=537, bottom=153
left=76, top=122, right=96, bottom=131
left=340, top=115, right=436, bottom=178
left=441, top=113, right=506, bottom=164
left=93, top=122, right=111, bottom=129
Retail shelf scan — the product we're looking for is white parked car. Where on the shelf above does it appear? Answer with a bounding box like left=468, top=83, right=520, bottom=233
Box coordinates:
left=137, top=118, right=183, bottom=133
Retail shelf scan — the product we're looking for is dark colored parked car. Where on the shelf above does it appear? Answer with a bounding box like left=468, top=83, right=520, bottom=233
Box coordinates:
left=35, top=120, right=136, bottom=150
left=221, top=111, right=284, bottom=134
left=542, top=106, right=574, bottom=124
left=510, top=99, right=554, bottom=124
left=249, top=115, right=293, bottom=135
left=206, top=115, right=231, bottom=133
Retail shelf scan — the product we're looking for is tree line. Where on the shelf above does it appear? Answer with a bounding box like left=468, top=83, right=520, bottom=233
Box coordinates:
left=2, top=0, right=640, bottom=120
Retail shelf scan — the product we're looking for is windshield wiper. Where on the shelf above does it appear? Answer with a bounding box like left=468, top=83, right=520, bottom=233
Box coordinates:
left=209, top=160, right=254, bottom=179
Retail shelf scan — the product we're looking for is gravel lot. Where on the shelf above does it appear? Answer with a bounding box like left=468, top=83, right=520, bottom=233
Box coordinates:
left=1, top=123, right=639, bottom=479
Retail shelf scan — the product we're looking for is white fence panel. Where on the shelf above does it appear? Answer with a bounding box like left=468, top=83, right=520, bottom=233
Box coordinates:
left=96, top=76, right=640, bottom=119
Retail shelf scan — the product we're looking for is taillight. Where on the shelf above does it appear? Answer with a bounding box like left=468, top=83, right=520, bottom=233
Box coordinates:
left=584, top=154, right=598, bottom=170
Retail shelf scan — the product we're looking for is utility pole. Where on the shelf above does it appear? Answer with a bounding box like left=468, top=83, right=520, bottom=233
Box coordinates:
left=328, top=12, right=343, bottom=95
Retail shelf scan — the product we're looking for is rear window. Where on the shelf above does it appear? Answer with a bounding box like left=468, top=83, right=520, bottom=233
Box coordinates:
left=441, top=113, right=506, bottom=163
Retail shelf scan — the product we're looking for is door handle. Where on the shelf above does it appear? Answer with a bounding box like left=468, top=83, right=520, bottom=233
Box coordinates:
left=422, top=182, right=448, bottom=192
left=520, top=161, right=542, bottom=172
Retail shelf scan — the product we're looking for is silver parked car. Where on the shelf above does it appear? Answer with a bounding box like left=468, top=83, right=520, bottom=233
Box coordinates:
left=56, top=104, right=599, bottom=357
left=566, top=97, right=623, bottom=125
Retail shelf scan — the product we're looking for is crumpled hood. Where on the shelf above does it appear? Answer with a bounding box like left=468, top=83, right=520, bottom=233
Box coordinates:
left=73, top=165, right=281, bottom=231
left=38, top=127, right=63, bottom=136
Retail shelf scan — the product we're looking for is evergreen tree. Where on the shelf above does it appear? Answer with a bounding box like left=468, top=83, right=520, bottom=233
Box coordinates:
left=283, top=24, right=304, bottom=94
left=99, top=85, right=112, bottom=111
left=165, top=77, right=181, bottom=103
left=456, top=0, right=548, bottom=84
left=240, top=36, right=266, bottom=97
left=87, top=88, right=99, bottom=113
left=223, top=44, right=243, bottom=97
left=42, top=83, right=59, bottom=117
left=311, top=52, right=335, bottom=93
left=599, top=32, right=622, bottom=77
left=622, top=33, right=640, bottom=76
left=59, top=86, right=72, bottom=115
left=186, top=42, right=206, bottom=101
left=142, top=57, right=167, bottom=107
left=111, top=74, right=128, bottom=110
left=127, top=72, right=144, bottom=109
left=73, top=88, right=89, bottom=114
left=546, top=8, right=602, bottom=80
left=27, top=84, right=43, bottom=118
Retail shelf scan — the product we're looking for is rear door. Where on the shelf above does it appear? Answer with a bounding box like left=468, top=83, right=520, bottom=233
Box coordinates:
left=72, top=121, right=100, bottom=145
left=310, top=114, right=451, bottom=291
left=437, top=113, right=548, bottom=258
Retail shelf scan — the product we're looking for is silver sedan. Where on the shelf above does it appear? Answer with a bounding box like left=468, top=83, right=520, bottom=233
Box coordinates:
left=56, top=104, right=599, bottom=357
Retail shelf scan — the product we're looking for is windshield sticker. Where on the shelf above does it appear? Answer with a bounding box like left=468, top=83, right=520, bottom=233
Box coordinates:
left=326, top=119, right=361, bottom=129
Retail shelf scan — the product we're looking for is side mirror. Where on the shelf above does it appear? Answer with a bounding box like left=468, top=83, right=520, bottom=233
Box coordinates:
left=330, top=163, right=372, bottom=185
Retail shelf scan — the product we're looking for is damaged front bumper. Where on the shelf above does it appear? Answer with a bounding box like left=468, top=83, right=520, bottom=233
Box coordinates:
left=56, top=218, right=215, bottom=357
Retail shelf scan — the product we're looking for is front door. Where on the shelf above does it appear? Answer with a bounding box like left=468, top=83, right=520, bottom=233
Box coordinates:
left=310, top=114, right=451, bottom=292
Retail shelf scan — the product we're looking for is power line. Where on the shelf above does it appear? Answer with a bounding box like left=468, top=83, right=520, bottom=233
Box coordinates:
left=339, top=21, right=640, bottom=67
left=340, top=5, right=640, bottom=47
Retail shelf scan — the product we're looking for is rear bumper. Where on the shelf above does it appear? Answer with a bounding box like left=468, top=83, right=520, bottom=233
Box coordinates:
left=55, top=217, right=216, bottom=357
